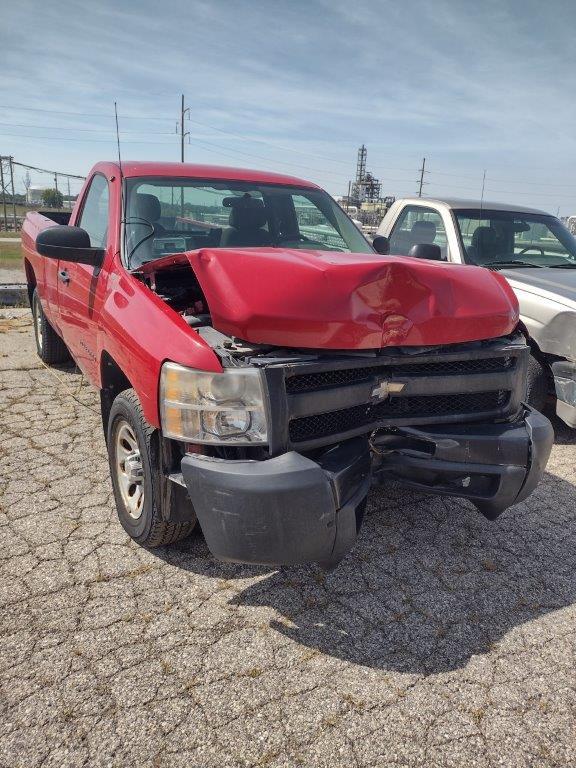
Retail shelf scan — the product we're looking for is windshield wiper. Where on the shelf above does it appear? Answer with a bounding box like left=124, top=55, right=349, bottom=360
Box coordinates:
left=482, top=260, right=543, bottom=269
left=547, top=263, right=576, bottom=268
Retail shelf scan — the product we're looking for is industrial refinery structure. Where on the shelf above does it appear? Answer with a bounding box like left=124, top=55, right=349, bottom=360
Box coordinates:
left=341, top=145, right=394, bottom=232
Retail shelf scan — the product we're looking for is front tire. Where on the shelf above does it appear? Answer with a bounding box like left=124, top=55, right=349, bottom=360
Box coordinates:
left=107, top=388, right=196, bottom=547
left=526, top=354, right=549, bottom=412
left=32, top=288, right=70, bottom=365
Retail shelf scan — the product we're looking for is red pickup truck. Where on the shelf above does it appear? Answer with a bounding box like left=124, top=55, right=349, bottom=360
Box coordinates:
left=21, top=161, right=553, bottom=568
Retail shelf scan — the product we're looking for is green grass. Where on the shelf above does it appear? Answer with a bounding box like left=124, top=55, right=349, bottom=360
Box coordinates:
left=0, top=240, right=22, bottom=269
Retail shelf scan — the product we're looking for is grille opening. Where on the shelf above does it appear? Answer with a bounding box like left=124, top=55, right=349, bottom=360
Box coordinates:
left=285, top=357, right=514, bottom=394
left=289, top=390, right=509, bottom=443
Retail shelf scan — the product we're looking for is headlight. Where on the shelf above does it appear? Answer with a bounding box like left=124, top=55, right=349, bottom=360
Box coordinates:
left=160, top=362, right=268, bottom=444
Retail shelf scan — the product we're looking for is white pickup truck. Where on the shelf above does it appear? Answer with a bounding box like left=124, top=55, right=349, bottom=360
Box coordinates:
left=376, top=198, right=576, bottom=427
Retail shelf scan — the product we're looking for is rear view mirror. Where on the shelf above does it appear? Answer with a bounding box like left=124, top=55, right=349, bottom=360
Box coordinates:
left=36, top=226, right=104, bottom=267
left=513, top=221, right=530, bottom=233
left=408, top=243, right=444, bottom=261
left=372, top=235, right=390, bottom=255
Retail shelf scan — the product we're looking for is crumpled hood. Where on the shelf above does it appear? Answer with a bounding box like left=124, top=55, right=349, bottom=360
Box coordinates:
left=187, top=248, right=519, bottom=349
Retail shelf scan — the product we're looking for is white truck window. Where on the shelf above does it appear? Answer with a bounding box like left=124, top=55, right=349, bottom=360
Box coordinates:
left=390, top=205, right=448, bottom=258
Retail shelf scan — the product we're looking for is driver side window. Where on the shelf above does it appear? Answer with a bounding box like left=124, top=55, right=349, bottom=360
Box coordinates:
left=389, top=205, right=447, bottom=257
left=78, top=174, right=109, bottom=248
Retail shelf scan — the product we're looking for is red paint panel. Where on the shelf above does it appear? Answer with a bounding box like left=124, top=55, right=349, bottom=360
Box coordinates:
left=96, top=270, right=222, bottom=427
left=185, top=248, right=519, bottom=349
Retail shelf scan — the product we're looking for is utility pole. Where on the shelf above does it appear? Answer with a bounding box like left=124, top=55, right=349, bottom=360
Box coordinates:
left=180, top=94, right=190, bottom=163
left=418, top=157, right=426, bottom=197
left=0, top=159, right=7, bottom=230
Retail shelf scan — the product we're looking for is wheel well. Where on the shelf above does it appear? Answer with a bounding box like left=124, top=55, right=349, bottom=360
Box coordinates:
left=100, top=352, right=133, bottom=440
left=526, top=338, right=555, bottom=391
left=23, top=259, right=36, bottom=307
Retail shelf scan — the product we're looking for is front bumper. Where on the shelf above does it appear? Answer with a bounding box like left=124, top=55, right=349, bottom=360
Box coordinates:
left=181, top=438, right=371, bottom=568
left=552, top=360, right=576, bottom=427
left=372, top=405, right=553, bottom=520
left=180, top=407, right=553, bottom=567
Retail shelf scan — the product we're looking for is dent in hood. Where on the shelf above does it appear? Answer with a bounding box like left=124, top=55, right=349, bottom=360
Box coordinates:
left=150, top=248, right=520, bottom=350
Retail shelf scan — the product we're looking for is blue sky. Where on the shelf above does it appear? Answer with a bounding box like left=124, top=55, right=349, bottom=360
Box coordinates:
left=1, top=0, right=575, bottom=214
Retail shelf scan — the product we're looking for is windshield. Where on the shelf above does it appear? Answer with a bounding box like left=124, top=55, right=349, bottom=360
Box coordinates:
left=454, top=209, right=576, bottom=268
left=123, top=177, right=372, bottom=267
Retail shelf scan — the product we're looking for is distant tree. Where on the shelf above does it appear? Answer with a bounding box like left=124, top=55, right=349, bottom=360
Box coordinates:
left=41, top=188, right=64, bottom=209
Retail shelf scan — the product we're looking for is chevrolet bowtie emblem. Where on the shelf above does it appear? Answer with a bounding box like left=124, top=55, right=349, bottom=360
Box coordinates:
left=371, top=380, right=406, bottom=400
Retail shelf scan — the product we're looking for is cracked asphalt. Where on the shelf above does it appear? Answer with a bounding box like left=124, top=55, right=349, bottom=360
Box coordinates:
left=1, top=307, right=575, bottom=768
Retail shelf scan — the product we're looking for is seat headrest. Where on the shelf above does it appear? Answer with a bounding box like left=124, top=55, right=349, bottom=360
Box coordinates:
left=471, top=226, right=498, bottom=250
left=228, top=195, right=267, bottom=231
left=134, top=193, right=161, bottom=223
left=410, top=220, right=437, bottom=243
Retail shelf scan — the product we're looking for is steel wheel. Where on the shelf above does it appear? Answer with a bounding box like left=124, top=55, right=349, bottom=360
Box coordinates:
left=114, top=419, right=144, bottom=519
left=107, top=388, right=196, bottom=546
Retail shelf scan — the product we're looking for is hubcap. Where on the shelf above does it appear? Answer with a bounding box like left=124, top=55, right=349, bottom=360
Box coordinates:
left=34, top=298, right=43, bottom=349
left=114, top=420, right=144, bottom=519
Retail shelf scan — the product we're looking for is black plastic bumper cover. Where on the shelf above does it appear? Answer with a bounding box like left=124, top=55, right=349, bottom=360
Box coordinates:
left=181, top=437, right=371, bottom=567
left=372, top=405, right=553, bottom=520
left=180, top=407, right=552, bottom=568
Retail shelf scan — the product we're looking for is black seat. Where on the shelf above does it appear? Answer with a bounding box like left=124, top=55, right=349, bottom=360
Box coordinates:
left=468, top=226, right=499, bottom=263
left=126, top=193, right=167, bottom=266
left=132, top=193, right=166, bottom=235
left=220, top=196, right=272, bottom=247
left=409, top=220, right=437, bottom=246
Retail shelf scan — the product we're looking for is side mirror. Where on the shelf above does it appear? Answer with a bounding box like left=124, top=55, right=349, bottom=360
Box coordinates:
left=36, top=226, right=105, bottom=267
left=372, top=235, right=390, bottom=255
left=408, top=243, right=444, bottom=261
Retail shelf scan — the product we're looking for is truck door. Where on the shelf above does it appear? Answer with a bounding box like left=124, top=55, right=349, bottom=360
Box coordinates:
left=57, top=173, right=110, bottom=379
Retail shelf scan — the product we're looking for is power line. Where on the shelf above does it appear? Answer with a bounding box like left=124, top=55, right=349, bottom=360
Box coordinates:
left=0, top=104, right=173, bottom=121
left=12, top=161, right=85, bottom=180
left=0, top=131, right=177, bottom=145
left=190, top=136, right=351, bottom=179
left=187, top=116, right=353, bottom=166
left=425, top=180, right=572, bottom=199
left=0, top=103, right=419, bottom=173
left=0, top=121, right=180, bottom=136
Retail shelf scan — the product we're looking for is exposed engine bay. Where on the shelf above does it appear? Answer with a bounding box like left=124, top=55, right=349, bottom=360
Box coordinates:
left=135, top=255, right=272, bottom=364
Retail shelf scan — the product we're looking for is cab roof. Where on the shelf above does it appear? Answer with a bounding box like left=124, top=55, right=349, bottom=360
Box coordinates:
left=404, top=196, right=551, bottom=216
left=96, top=161, right=319, bottom=188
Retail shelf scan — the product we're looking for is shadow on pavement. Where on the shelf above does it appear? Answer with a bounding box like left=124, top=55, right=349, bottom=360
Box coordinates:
left=154, top=410, right=576, bottom=676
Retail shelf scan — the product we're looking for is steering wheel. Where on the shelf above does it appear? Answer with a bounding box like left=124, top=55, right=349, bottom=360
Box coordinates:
left=518, top=246, right=545, bottom=257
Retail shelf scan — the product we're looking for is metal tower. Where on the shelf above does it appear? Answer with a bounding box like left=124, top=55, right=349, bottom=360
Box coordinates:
left=0, top=156, right=17, bottom=231
left=356, top=144, right=367, bottom=183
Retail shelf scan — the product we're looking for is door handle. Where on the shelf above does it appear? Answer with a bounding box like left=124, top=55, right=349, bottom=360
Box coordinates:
left=58, top=269, right=70, bottom=284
